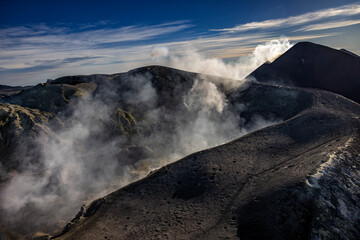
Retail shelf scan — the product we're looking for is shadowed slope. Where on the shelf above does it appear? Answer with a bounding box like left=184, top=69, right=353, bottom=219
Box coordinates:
left=56, top=85, right=360, bottom=240
left=249, top=42, right=360, bottom=103
left=0, top=84, right=32, bottom=98
left=1, top=66, right=300, bottom=239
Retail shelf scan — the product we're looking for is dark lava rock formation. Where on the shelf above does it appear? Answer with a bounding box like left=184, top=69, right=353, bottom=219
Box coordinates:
left=249, top=42, right=360, bottom=103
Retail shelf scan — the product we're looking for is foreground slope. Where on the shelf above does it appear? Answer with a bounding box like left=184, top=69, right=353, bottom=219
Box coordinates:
left=249, top=42, right=360, bottom=103
left=2, top=66, right=308, bottom=239
left=57, top=84, right=360, bottom=240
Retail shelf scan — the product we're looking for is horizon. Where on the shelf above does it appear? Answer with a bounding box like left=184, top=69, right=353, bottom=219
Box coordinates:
left=1, top=0, right=360, bottom=86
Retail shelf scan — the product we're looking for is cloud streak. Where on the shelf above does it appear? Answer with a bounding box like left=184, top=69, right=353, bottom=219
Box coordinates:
left=212, top=3, right=360, bottom=32
left=0, top=21, right=193, bottom=49
left=0, top=3, right=359, bottom=85
left=295, top=19, right=360, bottom=32
left=0, top=56, right=105, bottom=73
left=0, top=22, right=331, bottom=85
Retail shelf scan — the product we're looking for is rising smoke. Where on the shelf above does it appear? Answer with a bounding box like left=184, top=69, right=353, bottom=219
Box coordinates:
left=0, top=38, right=292, bottom=237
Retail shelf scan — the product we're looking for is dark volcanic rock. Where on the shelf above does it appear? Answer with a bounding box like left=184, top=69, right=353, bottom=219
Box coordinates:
left=1, top=66, right=239, bottom=114
left=0, top=84, right=32, bottom=98
left=56, top=83, right=360, bottom=240
left=2, top=42, right=360, bottom=239
left=2, top=82, right=98, bottom=113
left=249, top=42, right=360, bottom=103
left=47, top=74, right=111, bottom=85
left=0, top=103, right=57, bottom=173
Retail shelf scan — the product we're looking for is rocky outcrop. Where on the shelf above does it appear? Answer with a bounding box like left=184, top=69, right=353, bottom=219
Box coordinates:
left=0, top=103, right=57, bottom=174
left=2, top=81, right=97, bottom=113
left=0, top=84, right=32, bottom=98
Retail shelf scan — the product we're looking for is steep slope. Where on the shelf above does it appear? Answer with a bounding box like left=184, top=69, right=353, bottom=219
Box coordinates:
left=0, top=103, right=58, bottom=175
left=249, top=42, right=360, bottom=103
left=1, top=82, right=97, bottom=113
left=1, top=67, right=294, bottom=239
left=55, top=84, right=360, bottom=240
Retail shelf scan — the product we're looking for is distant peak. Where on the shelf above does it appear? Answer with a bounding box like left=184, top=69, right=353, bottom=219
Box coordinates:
left=293, top=41, right=317, bottom=46
left=291, top=41, right=333, bottom=51
left=290, top=42, right=358, bottom=58
left=248, top=41, right=360, bottom=103
left=340, top=49, right=360, bottom=58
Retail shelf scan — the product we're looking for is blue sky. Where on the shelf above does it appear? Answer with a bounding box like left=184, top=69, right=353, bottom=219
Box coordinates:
left=0, top=0, right=359, bottom=85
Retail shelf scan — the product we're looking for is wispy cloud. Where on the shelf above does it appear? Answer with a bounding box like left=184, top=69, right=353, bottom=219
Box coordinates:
left=0, top=3, right=359, bottom=86
left=0, top=21, right=193, bottom=72
left=0, top=21, right=193, bottom=49
left=0, top=56, right=105, bottom=73
left=212, top=3, right=360, bottom=32
left=295, top=19, right=360, bottom=32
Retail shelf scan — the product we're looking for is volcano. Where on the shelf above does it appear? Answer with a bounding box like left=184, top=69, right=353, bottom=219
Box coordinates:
left=0, top=42, right=360, bottom=240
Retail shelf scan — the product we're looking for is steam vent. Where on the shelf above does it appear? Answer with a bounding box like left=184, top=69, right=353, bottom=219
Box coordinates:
left=1, top=42, right=360, bottom=240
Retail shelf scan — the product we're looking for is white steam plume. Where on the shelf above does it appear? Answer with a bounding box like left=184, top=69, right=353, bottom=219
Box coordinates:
left=151, top=47, right=169, bottom=60
left=184, top=78, right=226, bottom=113
left=153, top=37, right=293, bottom=80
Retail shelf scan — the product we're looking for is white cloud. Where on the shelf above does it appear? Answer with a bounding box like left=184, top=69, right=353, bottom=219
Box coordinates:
left=0, top=31, right=337, bottom=85
left=212, top=3, right=360, bottom=33
left=0, top=21, right=193, bottom=48
left=0, top=21, right=193, bottom=83
left=295, top=19, right=360, bottom=32
left=1, top=2, right=359, bottom=86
